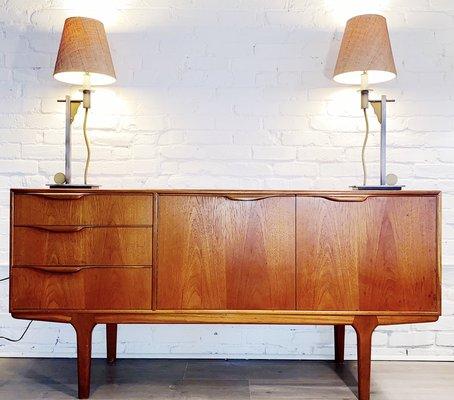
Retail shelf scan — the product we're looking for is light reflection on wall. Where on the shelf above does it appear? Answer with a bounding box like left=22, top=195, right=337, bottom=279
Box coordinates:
left=69, top=87, right=129, bottom=132
left=328, top=88, right=369, bottom=120
left=61, top=0, right=121, bottom=29
left=58, top=0, right=171, bottom=32
left=324, top=0, right=390, bottom=26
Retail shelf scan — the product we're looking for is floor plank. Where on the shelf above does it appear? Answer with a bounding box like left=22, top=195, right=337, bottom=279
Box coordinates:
left=0, top=359, right=453, bottom=399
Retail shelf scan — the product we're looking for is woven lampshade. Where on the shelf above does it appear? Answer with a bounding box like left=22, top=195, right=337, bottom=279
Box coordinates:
left=333, top=14, right=396, bottom=85
left=54, top=17, right=116, bottom=86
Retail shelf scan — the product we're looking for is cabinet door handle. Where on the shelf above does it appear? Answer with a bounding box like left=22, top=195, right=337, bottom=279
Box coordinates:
left=224, top=195, right=282, bottom=201
left=31, top=193, right=87, bottom=200
left=32, top=225, right=87, bottom=233
left=319, top=195, right=370, bottom=202
left=25, top=266, right=83, bottom=274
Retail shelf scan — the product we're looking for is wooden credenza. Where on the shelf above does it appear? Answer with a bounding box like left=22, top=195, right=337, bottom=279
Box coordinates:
left=9, top=189, right=441, bottom=399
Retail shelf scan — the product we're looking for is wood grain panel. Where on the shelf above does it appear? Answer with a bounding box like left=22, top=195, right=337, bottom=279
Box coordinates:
left=297, top=197, right=361, bottom=311
left=358, top=196, right=438, bottom=312
left=11, top=267, right=152, bottom=310
left=296, top=196, right=439, bottom=312
left=157, top=195, right=295, bottom=310
left=13, top=193, right=153, bottom=226
left=12, top=227, right=152, bottom=266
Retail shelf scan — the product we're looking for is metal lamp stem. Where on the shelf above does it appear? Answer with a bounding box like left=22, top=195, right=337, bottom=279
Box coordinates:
left=370, top=95, right=395, bottom=186
left=379, top=95, right=387, bottom=186
left=57, top=95, right=82, bottom=185
left=64, top=95, right=72, bottom=184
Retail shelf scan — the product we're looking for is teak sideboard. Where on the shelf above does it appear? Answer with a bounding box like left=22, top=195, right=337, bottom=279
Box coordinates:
left=9, top=189, right=441, bottom=399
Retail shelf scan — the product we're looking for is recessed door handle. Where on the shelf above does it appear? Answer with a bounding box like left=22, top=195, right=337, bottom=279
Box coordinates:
left=31, top=225, right=87, bottom=233
left=318, top=195, right=370, bottom=202
left=224, top=195, right=284, bottom=201
left=31, top=193, right=87, bottom=200
left=24, top=266, right=84, bottom=274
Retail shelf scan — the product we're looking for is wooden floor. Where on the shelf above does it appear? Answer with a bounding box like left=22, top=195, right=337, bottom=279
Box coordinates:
left=0, top=358, right=452, bottom=399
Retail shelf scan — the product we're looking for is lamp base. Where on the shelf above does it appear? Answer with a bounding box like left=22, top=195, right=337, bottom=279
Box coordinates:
left=350, top=185, right=404, bottom=190
left=46, top=183, right=100, bottom=189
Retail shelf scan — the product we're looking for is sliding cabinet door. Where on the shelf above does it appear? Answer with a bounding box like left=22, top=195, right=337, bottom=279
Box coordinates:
left=296, top=195, right=439, bottom=312
left=157, top=195, right=295, bottom=310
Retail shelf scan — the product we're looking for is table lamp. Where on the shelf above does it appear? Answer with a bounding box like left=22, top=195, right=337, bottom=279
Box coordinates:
left=50, top=16, right=116, bottom=188
left=333, top=14, right=402, bottom=190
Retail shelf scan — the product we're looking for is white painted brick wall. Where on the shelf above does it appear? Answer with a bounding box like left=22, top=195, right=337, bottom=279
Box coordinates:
left=0, top=0, right=454, bottom=361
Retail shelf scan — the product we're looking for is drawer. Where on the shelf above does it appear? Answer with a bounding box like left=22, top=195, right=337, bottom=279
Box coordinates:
left=12, top=226, right=152, bottom=266
left=13, top=193, right=153, bottom=226
left=10, top=266, right=152, bottom=310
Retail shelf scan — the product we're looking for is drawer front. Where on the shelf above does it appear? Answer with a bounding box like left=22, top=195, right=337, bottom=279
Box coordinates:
left=296, top=195, right=439, bottom=312
left=11, top=266, right=152, bottom=310
left=12, top=227, right=152, bottom=266
left=157, top=194, right=296, bottom=310
left=14, top=193, right=153, bottom=226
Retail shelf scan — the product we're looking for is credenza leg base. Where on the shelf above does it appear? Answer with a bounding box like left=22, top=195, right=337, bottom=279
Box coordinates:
left=352, top=316, right=378, bottom=400
left=72, top=316, right=96, bottom=399
left=106, top=323, right=118, bottom=364
left=334, top=325, right=345, bottom=365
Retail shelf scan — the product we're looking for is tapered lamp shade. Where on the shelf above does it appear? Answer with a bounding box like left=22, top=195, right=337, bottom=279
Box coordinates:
left=333, top=14, right=396, bottom=85
left=54, top=17, right=116, bottom=86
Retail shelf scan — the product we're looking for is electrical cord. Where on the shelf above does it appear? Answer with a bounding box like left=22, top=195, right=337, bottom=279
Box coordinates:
left=82, top=107, right=90, bottom=185
left=361, top=108, right=370, bottom=186
left=0, top=276, right=33, bottom=342
left=0, top=320, right=33, bottom=342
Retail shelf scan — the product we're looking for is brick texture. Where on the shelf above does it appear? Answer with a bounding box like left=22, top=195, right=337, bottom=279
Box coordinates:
left=0, top=0, right=453, bottom=361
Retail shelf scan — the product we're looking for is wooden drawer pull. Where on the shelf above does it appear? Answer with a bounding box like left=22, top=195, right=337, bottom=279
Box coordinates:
left=24, top=266, right=83, bottom=274
left=32, top=225, right=87, bottom=233
left=224, top=195, right=281, bottom=201
left=319, top=195, right=370, bottom=202
left=31, top=193, right=87, bottom=200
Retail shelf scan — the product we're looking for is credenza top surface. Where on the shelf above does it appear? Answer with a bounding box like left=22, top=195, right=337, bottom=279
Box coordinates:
left=10, top=188, right=441, bottom=196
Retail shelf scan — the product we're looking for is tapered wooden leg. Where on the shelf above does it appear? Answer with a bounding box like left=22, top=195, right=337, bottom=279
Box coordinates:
left=352, top=316, right=378, bottom=400
left=334, top=325, right=345, bottom=365
left=106, top=323, right=117, bottom=364
left=72, top=317, right=96, bottom=399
